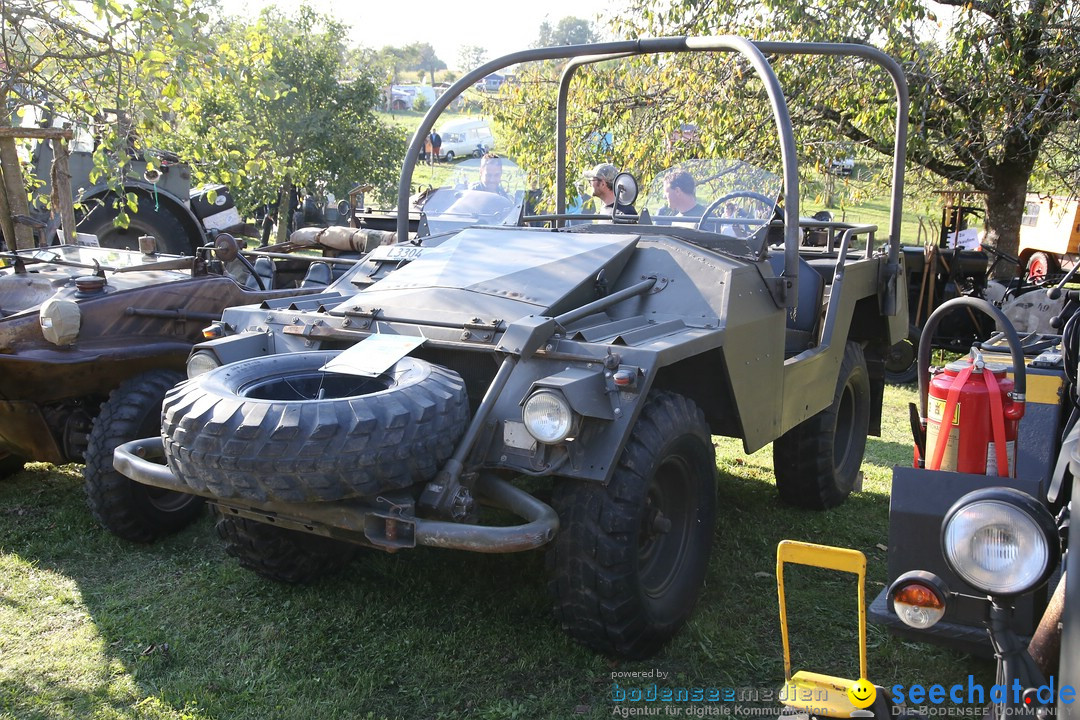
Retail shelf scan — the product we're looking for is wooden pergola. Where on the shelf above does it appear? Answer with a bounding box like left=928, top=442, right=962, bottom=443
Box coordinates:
left=0, top=126, right=76, bottom=250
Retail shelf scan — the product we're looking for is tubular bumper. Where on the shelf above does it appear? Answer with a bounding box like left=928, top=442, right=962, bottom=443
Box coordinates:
left=113, top=437, right=559, bottom=553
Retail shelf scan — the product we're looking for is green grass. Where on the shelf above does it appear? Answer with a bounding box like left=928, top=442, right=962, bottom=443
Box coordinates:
left=0, top=384, right=992, bottom=720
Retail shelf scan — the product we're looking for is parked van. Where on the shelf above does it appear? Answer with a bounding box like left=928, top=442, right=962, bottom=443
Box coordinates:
left=436, top=118, right=495, bottom=162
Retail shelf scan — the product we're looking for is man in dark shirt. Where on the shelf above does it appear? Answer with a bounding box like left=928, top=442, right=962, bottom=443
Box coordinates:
left=657, top=169, right=706, bottom=217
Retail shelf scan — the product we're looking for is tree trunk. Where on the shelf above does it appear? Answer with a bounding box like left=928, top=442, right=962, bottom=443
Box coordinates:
left=275, top=176, right=291, bottom=246
left=982, top=163, right=1032, bottom=281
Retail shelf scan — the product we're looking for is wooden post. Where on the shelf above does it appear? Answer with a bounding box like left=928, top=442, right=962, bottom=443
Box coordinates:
left=0, top=160, right=15, bottom=250
left=0, top=127, right=75, bottom=249
left=50, top=138, right=77, bottom=244
left=0, top=136, right=34, bottom=249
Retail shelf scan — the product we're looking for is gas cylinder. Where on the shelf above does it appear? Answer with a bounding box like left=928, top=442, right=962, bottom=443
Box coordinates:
left=924, top=352, right=1024, bottom=476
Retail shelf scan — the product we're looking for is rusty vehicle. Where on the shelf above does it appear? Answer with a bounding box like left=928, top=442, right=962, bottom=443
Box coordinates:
left=0, top=230, right=381, bottom=542
left=115, top=37, right=910, bottom=658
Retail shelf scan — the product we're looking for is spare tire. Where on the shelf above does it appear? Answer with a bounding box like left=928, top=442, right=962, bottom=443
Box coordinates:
left=162, top=351, right=469, bottom=503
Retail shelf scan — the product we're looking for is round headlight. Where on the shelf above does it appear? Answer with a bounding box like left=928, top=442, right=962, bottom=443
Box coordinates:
left=39, top=297, right=81, bottom=345
left=942, top=488, right=1059, bottom=596
left=522, top=390, right=574, bottom=444
left=186, top=350, right=222, bottom=378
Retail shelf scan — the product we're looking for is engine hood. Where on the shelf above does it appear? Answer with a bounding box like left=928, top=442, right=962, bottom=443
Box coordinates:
left=336, top=227, right=640, bottom=326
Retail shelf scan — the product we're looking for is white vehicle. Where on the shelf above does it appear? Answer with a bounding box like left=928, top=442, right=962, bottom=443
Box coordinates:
left=436, top=118, right=495, bottom=162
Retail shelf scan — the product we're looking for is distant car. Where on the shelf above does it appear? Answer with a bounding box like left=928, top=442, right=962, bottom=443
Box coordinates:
left=829, top=157, right=855, bottom=176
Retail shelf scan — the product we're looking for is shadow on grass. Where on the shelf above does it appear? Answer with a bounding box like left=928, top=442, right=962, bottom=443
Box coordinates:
left=0, top=461, right=993, bottom=720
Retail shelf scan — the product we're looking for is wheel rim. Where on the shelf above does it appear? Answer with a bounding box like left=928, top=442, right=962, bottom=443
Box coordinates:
left=239, top=370, right=392, bottom=401
left=1028, top=254, right=1049, bottom=283
left=885, top=337, right=916, bottom=376
left=638, top=453, right=694, bottom=600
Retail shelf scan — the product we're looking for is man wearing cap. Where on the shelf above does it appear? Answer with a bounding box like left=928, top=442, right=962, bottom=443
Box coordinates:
left=585, top=163, right=636, bottom=217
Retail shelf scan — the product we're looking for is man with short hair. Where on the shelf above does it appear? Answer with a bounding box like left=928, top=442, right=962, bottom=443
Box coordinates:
left=585, top=163, right=636, bottom=217
left=658, top=169, right=706, bottom=217
left=471, top=153, right=509, bottom=197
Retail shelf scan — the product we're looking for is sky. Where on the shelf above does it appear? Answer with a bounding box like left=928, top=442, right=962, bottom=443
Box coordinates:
left=214, top=0, right=615, bottom=72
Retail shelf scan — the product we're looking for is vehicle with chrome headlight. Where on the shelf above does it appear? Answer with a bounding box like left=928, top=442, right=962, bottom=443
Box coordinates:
left=0, top=232, right=371, bottom=543
left=113, top=38, right=910, bottom=658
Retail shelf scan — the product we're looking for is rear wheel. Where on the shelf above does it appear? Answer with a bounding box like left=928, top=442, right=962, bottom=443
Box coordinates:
left=85, top=370, right=205, bottom=542
left=79, top=193, right=195, bottom=255
left=773, top=341, right=870, bottom=510
left=444, top=151, right=455, bottom=163
left=884, top=325, right=920, bottom=384
left=547, top=391, right=716, bottom=658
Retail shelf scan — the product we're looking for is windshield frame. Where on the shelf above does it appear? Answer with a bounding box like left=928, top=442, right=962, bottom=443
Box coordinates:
left=396, top=38, right=909, bottom=308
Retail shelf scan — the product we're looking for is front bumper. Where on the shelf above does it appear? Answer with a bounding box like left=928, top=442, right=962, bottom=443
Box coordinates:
left=114, top=437, right=559, bottom=553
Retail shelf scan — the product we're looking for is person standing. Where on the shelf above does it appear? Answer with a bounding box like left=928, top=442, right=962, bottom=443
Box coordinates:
left=430, top=131, right=442, bottom=164
left=584, top=163, right=636, bottom=217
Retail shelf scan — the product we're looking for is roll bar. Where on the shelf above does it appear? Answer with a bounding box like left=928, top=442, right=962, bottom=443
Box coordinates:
left=396, top=37, right=908, bottom=310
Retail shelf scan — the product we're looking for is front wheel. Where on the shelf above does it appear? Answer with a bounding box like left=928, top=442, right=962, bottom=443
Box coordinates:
left=546, top=391, right=716, bottom=658
left=215, top=512, right=355, bottom=584
left=773, top=341, right=870, bottom=510
left=84, top=370, right=205, bottom=542
left=444, top=151, right=455, bottom=163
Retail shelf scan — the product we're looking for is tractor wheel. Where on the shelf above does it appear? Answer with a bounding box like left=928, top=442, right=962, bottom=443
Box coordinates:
left=84, top=370, right=205, bottom=542
left=162, top=351, right=469, bottom=503
left=1026, top=252, right=1057, bottom=284
left=79, top=192, right=195, bottom=255
left=215, top=512, right=355, bottom=584
left=773, top=341, right=870, bottom=510
left=547, top=391, right=716, bottom=658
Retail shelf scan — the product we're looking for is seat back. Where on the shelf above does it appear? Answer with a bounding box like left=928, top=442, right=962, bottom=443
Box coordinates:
left=246, top=256, right=274, bottom=290
left=300, top=261, right=333, bottom=289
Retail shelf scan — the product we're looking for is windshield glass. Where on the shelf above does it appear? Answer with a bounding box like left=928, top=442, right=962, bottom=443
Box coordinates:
left=415, top=156, right=526, bottom=235
left=639, top=159, right=782, bottom=242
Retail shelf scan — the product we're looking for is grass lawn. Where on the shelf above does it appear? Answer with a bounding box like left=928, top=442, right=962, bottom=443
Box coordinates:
left=0, top=382, right=993, bottom=720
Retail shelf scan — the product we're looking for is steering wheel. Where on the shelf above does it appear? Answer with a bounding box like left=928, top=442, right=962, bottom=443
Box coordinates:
left=696, top=191, right=778, bottom=235
left=214, top=233, right=266, bottom=291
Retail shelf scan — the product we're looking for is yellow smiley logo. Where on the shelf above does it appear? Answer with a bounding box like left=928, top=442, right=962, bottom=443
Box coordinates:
left=847, top=678, right=877, bottom=709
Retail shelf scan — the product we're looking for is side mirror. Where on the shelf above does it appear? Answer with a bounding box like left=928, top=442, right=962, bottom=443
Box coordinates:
left=613, top=172, right=639, bottom=207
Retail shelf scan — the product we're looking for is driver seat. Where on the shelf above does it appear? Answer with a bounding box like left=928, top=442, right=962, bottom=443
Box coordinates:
left=767, top=253, right=824, bottom=355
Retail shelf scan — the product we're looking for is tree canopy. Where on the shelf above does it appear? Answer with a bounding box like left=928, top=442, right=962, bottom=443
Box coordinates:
left=605, top=0, right=1080, bottom=264
left=2, top=0, right=213, bottom=240
left=534, top=16, right=598, bottom=47
left=166, top=6, right=405, bottom=218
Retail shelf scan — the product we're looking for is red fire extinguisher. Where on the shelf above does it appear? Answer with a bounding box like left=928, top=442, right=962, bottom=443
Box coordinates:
left=915, top=298, right=1027, bottom=477
left=924, top=351, right=1024, bottom=476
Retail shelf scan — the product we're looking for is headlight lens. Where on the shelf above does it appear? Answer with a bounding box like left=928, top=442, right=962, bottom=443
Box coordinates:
left=889, top=572, right=949, bottom=629
left=522, top=390, right=574, bottom=444
left=186, top=351, right=222, bottom=378
left=942, top=490, right=1057, bottom=595
left=39, top=297, right=81, bottom=345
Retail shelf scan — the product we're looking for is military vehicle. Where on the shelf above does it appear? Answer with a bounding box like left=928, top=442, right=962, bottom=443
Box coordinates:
left=115, top=37, right=909, bottom=658
left=0, top=231, right=376, bottom=541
